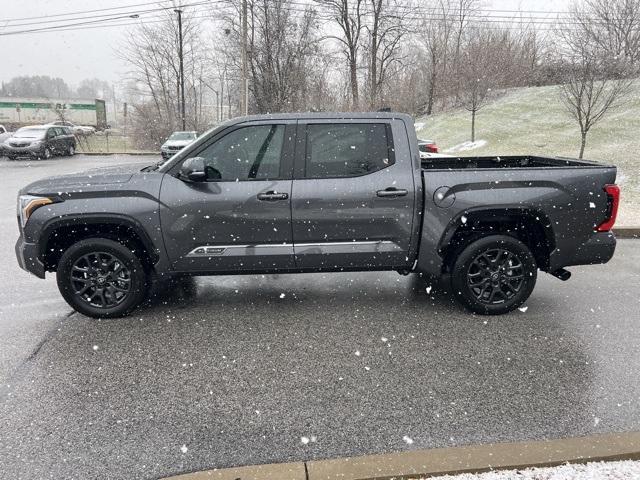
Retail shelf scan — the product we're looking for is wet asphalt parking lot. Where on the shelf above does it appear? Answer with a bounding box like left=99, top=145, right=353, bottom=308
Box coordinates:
left=0, top=154, right=639, bottom=479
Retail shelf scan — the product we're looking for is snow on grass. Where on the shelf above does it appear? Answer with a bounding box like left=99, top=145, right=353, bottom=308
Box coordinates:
left=414, top=82, right=640, bottom=225
left=445, top=140, right=488, bottom=153
left=424, top=460, right=640, bottom=479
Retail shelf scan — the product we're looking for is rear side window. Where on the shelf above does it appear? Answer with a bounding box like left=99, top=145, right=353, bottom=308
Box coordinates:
left=305, top=123, right=393, bottom=178
left=55, top=127, right=65, bottom=136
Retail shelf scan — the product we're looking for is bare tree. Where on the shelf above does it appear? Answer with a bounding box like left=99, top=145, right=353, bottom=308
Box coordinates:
left=364, top=0, right=410, bottom=109
left=120, top=7, right=212, bottom=147
left=558, top=2, right=635, bottom=158
left=248, top=0, right=320, bottom=112
left=315, top=0, right=364, bottom=109
left=559, top=49, right=632, bottom=158
left=570, top=0, right=640, bottom=65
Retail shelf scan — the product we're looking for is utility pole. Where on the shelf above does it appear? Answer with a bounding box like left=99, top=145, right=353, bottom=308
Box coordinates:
left=175, top=9, right=186, bottom=130
left=241, top=0, right=248, bottom=116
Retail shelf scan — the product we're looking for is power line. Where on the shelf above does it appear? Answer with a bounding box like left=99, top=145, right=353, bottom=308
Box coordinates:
left=0, top=0, right=612, bottom=38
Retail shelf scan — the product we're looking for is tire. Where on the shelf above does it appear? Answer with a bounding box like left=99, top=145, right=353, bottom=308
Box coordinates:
left=450, top=235, right=537, bottom=315
left=38, top=147, right=52, bottom=160
left=56, top=238, right=149, bottom=318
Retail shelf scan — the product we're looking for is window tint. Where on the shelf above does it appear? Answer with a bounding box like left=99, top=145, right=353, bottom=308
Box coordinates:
left=305, top=123, right=393, bottom=178
left=196, top=125, right=285, bottom=181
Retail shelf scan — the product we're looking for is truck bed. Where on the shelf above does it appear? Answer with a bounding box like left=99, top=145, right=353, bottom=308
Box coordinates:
left=421, top=155, right=611, bottom=170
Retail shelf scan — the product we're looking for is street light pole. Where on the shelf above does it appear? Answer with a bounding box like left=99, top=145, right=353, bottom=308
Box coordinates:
left=175, top=9, right=186, bottom=130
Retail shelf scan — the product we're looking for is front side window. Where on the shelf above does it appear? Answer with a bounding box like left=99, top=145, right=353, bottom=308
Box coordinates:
left=305, top=123, right=393, bottom=178
left=195, top=125, right=285, bottom=181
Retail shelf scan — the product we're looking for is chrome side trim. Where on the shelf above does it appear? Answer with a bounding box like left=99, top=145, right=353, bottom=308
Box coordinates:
left=186, top=244, right=292, bottom=257
left=186, top=240, right=401, bottom=257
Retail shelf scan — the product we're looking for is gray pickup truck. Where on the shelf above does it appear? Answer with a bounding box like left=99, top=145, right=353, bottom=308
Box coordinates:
left=15, top=112, right=619, bottom=318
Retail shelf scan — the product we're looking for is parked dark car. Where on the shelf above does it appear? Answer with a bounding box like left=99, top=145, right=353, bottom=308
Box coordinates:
left=4, top=125, right=76, bottom=160
left=15, top=112, right=619, bottom=318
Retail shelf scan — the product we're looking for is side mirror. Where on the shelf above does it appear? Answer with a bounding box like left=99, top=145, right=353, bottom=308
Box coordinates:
left=180, top=157, right=207, bottom=182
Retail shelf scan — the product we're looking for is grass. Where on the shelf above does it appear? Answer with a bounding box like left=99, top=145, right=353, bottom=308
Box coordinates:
left=76, top=133, right=155, bottom=155
left=415, top=82, right=640, bottom=226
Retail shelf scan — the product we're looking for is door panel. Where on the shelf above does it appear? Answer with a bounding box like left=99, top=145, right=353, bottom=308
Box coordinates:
left=291, top=120, right=416, bottom=269
left=160, top=122, right=296, bottom=273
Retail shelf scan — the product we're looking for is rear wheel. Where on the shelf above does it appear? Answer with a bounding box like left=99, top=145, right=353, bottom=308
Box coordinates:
left=57, top=238, right=148, bottom=318
left=450, top=235, right=537, bottom=315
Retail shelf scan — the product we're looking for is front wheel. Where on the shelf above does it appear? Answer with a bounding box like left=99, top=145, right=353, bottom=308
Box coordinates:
left=57, top=238, right=148, bottom=318
left=450, top=235, right=537, bottom=315
left=38, top=147, right=52, bottom=160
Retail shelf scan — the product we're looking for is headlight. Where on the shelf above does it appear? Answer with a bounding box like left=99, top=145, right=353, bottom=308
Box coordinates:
left=31, top=140, right=42, bottom=147
left=18, top=195, right=53, bottom=228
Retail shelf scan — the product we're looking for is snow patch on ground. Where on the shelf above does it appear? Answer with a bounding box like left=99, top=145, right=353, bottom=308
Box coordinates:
left=445, top=140, right=488, bottom=153
left=414, top=122, right=425, bottom=130
left=424, top=460, right=640, bottom=479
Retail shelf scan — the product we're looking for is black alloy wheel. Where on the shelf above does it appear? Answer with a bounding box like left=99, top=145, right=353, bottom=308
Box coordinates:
left=57, top=238, right=148, bottom=318
left=70, top=252, right=132, bottom=308
left=451, top=235, right=537, bottom=315
left=467, top=248, right=525, bottom=305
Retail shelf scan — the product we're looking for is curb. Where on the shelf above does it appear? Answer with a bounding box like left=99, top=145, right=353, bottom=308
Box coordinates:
left=614, top=227, right=640, bottom=238
left=161, top=431, right=640, bottom=480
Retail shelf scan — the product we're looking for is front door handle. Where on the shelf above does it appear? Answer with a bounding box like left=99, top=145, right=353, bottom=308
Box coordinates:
left=257, top=191, right=289, bottom=201
left=377, top=187, right=408, bottom=198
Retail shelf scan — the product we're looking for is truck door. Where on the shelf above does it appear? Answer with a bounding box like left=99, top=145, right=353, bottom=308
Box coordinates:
left=159, top=121, right=296, bottom=273
left=291, top=119, right=416, bottom=269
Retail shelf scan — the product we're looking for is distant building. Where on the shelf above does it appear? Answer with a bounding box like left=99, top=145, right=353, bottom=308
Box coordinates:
left=0, top=97, right=107, bottom=129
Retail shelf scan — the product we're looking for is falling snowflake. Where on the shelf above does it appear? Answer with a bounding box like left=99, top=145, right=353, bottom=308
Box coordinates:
left=92, top=345, right=99, bottom=351
left=180, top=445, right=188, bottom=454
left=301, top=436, right=310, bottom=445
left=402, top=435, right=414, bottom=444
left=518, top=306, right=528, bottom=312
left=381, top=337, right=388, bottom=343
left=461, top=215, right=467, bottom=224
left=354, top=350, right=361, bottom=356
left=589, top=202, right=596, bottom=208
left=426, top=286, right=432, bottom=294
left=279, top=293, right=286, bottom=299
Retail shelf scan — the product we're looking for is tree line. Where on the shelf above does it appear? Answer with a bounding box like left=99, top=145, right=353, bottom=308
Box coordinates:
left=120, top=0, right=640, bottom=156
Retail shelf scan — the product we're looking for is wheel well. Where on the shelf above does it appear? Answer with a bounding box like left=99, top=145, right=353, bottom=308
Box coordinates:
left=41, top=222, right=156, bottom=272
left=440, top=210, right=554, bottom=273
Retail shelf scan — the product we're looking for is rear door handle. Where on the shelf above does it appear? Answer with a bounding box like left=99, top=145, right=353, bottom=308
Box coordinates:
left=257, top=191, right=289, bottom=201
left=377, top=187, right=408, bottom=198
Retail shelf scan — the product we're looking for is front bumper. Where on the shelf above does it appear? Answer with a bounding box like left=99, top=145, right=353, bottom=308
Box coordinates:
left=15, top=235, right=45, bottom=278
left=549, top=231, right=617, bottom=271
left=4, top=144, right=43, bottom=157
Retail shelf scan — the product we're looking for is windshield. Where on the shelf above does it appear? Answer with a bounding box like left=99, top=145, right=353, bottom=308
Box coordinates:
left=168, top=132, right=196, bottom=141
left=14, top=128, right=46, bottom=138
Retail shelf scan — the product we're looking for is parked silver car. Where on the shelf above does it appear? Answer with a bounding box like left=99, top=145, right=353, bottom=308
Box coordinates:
left=160, top=131, right=198, bottom=159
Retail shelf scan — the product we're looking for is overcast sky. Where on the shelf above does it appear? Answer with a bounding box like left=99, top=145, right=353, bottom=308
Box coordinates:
left=0, top=0, right=572, bottom=88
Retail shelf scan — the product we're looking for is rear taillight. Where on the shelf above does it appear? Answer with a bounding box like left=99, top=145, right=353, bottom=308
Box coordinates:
left=595, top=184, right=620, bottom=232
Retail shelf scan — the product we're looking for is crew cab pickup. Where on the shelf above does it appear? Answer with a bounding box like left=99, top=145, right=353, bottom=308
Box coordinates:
left=15, top=112, right=619, bottom=318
